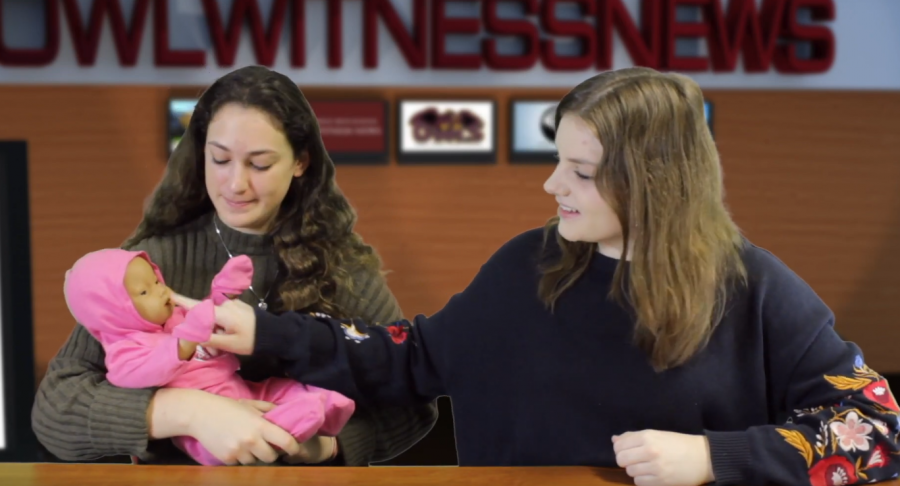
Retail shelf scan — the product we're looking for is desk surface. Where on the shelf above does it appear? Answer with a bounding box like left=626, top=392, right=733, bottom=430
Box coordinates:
left=0, top=463, right=632, bottom=485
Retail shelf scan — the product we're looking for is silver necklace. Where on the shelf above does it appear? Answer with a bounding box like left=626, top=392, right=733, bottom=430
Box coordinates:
left=212, top=216, right=276, bottom=310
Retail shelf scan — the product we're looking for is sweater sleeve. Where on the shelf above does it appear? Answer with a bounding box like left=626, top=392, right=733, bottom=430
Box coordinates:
left=255, top=256, right=506, bottom=410
left=706, top=250, right=900, bottom=486
left=329, top=268, right=438, bottom=465
left=256, top=312, right=447, bottom=407
left=30, top=324, right=155, bottom=460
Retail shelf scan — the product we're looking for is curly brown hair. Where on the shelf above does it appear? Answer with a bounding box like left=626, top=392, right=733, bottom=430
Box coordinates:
left=124, top=65, right=382, bottom=317
left=540, top=67, right=746, bottom=371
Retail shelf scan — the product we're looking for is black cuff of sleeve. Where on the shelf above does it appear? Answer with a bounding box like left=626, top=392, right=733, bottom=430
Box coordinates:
left=253, top=309, right=339, bottom=366
left=705, top=430, right=753, bottom=486
left=253, top=308, right=301, bottom=359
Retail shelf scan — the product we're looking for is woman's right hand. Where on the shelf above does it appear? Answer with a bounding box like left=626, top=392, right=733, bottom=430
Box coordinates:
left=148, top=388, right=302, bottom=465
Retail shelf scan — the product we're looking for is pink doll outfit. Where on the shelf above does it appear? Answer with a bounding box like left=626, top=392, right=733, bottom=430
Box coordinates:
left=64, top=249, right=355, bottom=465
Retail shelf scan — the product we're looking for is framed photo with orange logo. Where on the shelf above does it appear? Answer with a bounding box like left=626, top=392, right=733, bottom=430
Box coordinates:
left=396, top=100, right=497, bottom=164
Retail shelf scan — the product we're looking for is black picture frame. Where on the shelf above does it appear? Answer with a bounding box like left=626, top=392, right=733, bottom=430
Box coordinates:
left=0, top=141, right=38, bottom=462
left=508, top=98, right=559, bottom=164
left=396, top=99, right=497, bottom=165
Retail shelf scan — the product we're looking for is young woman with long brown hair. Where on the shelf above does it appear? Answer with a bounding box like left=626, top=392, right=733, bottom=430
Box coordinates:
left=174, top=67, right=900, bottom=486
left=31, top=66, right=436, bottom=466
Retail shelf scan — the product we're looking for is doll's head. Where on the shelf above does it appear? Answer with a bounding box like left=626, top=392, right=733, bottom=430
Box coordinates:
left=123, top=255, right=175, bottom=325
left=65, top=249, right=175, bottom=343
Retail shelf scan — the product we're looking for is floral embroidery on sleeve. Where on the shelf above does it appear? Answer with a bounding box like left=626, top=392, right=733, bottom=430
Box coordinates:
left=776, top=356, right=900, bottom=486
left=386, top=323, right=409, bottom=344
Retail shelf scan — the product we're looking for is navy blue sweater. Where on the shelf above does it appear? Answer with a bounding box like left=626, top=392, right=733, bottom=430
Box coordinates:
left=255, top=228, right=900, bottom=486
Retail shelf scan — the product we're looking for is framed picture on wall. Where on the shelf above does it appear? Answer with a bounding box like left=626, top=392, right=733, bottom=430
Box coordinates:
left=310, top=100, right=389, bottom=165
left=0, top=141, right=38, bottom=462
left=510, top=98, right=713, bottom=162
left=396, top=99, right=497, bottom=164
left=167, top=98, right=390, bottom=165
left=168, top=98, right=197, bottom=156
left=509, top=99, right=558, bottom=164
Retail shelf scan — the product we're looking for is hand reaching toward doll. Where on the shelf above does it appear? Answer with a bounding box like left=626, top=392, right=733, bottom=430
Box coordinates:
left=169, top=255, right=253, bottom=353
left=171, top=293, right=258, bottom=356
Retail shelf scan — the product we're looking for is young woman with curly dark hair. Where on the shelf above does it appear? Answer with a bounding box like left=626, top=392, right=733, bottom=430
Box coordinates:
left=32, top=65, right=437, bottom=467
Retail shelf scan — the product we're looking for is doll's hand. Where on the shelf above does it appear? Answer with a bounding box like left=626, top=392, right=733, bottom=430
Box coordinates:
left=172, top=293, right=257, bottom=355
left=171, top=299, right=216, bottom=343
left=613, top=430, right=714, bottom=486
left=211, top=256, right=254, bottom=305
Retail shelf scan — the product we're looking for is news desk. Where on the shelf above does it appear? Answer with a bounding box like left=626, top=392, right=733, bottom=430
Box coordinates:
left=1, top=464, right=630, bottom=486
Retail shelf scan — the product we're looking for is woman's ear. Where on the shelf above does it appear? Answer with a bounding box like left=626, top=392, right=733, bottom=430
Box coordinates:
left=294, top=150, right=310, bottom=178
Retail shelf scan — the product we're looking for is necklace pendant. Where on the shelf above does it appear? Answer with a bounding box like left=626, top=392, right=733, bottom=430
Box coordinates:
left=258, top=301, right=268, bottom=311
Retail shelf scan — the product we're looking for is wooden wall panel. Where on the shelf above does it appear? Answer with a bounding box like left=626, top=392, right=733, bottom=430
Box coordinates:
left=0, top=86, right=898, bottom=379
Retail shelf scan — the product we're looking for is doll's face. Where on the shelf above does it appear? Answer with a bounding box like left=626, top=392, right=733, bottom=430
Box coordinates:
left=124, top=256, right=174, bottom=325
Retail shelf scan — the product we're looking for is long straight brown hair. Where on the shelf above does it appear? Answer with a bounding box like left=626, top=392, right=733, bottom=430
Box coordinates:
left=539, top=67, right=747, bottom=371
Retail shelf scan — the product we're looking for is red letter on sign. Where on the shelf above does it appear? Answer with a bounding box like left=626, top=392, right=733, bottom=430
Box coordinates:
left=155, top=0, right=204, bottom=66
left=327, top=0, right=342, bottom=68
left=202, top=0, right=289, bottom=67
left=664, top=0, right=709, bottom=71
left=291, top=0, right=306, bottom=67
left=482, top=0, right=539, bottom=70
left=541, top=0, right=596, bottom=71
left=597, top=0, right=663, bottom=70
left=704, top=0, right=786, bottom=72
left=432, top=0, right=481, bottom=69
left=775, top=0, right=835, bottom=73
left=363, top=0, right=427, bottom=69
left=62, top=0, right=151, bottom=66
left=0, top=0, right=60, bottom=66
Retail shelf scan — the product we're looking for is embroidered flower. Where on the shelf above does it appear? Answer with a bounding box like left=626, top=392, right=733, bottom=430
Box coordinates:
left=809, top=456, right=858, bottom=486
left=863, top=380, right=900, bottom=411
left=386, top=324, right=408, bottom=344
left=829, top=411, right=874, bottom=452
left=871, top=419, right=891, bottom=437
left=816, top=422, right=830, bottom=452
left=867, top=444, right=889, bottom=469
left=341, top=323, right=369, bottom=343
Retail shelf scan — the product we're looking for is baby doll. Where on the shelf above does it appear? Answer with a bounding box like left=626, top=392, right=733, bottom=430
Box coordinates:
left=63, top=248, right=355, bottom=466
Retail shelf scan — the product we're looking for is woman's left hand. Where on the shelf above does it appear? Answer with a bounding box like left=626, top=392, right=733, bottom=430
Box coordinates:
left=170, top=293, right=258, bottom=355
left=612, top=430, right=714, bottom=486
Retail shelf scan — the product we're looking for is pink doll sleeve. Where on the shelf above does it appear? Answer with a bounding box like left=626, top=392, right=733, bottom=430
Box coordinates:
left=210, top=255, right=254, bottom=305
left=104, top=332, right=190, bottom=389
left=105, top=302, right=216, bottom=388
